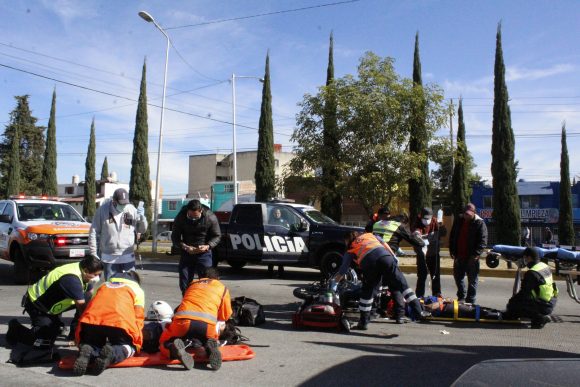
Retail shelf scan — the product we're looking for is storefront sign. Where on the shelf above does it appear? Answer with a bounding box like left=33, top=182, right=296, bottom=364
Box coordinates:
left=479, top=208, right=559, bottom=223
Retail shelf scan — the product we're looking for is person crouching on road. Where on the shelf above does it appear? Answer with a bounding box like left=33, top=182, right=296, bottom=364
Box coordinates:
left=73, top=270, right=145, bottom=376
left=502, top=247, right=558, bottom=329
left=6, top=256, right=103, bottom=350
left=88, top=188, right=148, bottom=280
left=171, top=199, right=221, bottom=294
left=333, top=232, right=424, bottom=330
left=159, top=267, right=232, bottom=371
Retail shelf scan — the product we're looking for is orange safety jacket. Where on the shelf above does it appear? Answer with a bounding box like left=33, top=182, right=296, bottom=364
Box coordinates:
left=174, top=278, right=232, bottom=326
left=347, top=232, right=395, bottom=266
left=76, top=277, right=145, bottom=351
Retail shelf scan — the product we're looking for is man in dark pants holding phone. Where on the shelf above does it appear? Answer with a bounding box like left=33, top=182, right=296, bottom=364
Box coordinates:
left=172, top=200, right=221, bottom=294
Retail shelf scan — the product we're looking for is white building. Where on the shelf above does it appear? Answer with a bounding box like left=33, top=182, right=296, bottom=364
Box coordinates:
left=187, top=144, right=294, bottom=198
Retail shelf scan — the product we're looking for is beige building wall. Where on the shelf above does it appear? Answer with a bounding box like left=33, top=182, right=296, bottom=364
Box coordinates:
left=187, top=150, right=294, bottom=198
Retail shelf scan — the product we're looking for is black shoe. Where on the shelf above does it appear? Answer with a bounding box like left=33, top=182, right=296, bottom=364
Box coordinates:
left=6, top=319, right=20, bottom=346
left=73, top=344, right=93, bottom=376
left=93, top=344, right=114, bottom=375
left=353, top=322, right=368, bottom=330
left=205, top=339, right=222, bottom=371
left=170, top=338, right=194, bottom=370
left=531, top=315, right=551, bottom=329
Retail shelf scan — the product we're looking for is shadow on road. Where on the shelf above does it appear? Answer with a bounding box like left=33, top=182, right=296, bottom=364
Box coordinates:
left=298, top=343, right=580, bottom=387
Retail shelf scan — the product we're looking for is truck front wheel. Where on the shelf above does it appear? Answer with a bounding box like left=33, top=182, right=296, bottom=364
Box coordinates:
left=227, top=260, right=247, bottom=270
left=12, top=247, right=30, bottom=285
left=320, top=250, right=343, bottom=278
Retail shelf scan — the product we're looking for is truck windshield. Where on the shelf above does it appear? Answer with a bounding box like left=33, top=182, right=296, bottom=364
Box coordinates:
left=17, top=203, right=85, bottom=222
left=300, top=209, right=337, bottom=224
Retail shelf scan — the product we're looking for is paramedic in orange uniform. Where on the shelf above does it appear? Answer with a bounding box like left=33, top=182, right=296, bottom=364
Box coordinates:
left=334, top=231, right=424, bottom=330
left=73, top=271, right=145, bottom=376
left=159, top=267, right=232, bottom=371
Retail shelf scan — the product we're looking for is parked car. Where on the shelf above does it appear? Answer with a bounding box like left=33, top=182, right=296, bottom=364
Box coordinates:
left=0, top=196, right=91, bottom=284
left=157, top=230, right=172, bottom=242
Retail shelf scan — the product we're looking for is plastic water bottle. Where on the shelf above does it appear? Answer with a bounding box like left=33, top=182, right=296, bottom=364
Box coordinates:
left=437, top=208, right=443, bottom=224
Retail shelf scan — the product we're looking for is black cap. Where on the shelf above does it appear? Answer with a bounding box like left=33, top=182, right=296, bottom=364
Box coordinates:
left=420, top=207, right=433, bottom=217
left=523, top=247, right=540, bottom=263
left=113, top=188, right=130, bottom=205
left=377, top=207, right=390, bottom=215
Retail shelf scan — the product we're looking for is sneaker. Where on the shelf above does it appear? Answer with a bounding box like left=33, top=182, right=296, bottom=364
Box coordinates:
left=205, top=339, right=222, bottom=371
left=170, top=338, right=194, bottom=370
left=6, top=319, right=20, bottom=346
left=73, top=344, right=93, bottom=376
left=531, top=315, right=551, bottom=329
left=93, top=344, right=114, bottom=375
left=396, top=317, right=410, bottom=324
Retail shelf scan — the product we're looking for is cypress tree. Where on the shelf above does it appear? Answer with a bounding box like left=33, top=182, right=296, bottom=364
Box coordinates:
left=101, top=157, right=109, bottom=181
left=254, top=52, right=276, bottom=202
left=129, top=60, right=152, bottom=223
left=558, top=123, right=574, bottom=246
left=41, top=88, right=58, bottom=196
left=408, top=31, right=432, bottom=222
left=451, top=98, right=470, bottom=217
left=0, top=96, right=45, bottom=195
left=320, top=31, right=343, bottom=222
left=491, top=22, right=521, bottom=245
left=83, top=119, right=96, bottom=219
left=5, top=125, right=21, bottom=197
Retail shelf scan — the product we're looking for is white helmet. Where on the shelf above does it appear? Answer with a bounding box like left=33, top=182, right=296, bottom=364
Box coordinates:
left=146, top=300, right=174, bottom=322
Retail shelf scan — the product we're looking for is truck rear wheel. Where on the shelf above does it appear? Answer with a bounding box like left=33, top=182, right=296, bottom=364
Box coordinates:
left=320, top=250, right=343, bottom=278
left=12, top=247, right=30, bottom=285
left=227, top=260, right=247, bottom=270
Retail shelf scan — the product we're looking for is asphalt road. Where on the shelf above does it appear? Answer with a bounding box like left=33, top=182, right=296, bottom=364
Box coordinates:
left=0, top=258, right=579, bottom=387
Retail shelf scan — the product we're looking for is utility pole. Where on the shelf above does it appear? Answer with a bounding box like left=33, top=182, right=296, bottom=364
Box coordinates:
left=449, top=98, right=455, bottom=184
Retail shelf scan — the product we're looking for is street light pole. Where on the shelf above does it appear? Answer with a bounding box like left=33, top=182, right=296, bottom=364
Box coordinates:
left=139, top=11, right=169, bottom=253
left=231, top=74, right=263, bottom=205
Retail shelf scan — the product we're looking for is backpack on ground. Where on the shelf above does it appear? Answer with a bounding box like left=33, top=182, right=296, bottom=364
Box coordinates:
left=231, top=297, right=266, bottom=326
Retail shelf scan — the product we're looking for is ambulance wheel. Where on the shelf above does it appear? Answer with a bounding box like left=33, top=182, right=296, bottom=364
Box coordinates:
left=320, top=250, right=343, bottom=278
left=12, top=247, right=30, bottom=285
left=486, top=254, right=500, bottom=269
left=227, top=260, right=247, bottom=270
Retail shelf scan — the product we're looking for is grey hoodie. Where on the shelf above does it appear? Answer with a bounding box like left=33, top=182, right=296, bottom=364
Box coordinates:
left=89, top=198, right=148, bottom=257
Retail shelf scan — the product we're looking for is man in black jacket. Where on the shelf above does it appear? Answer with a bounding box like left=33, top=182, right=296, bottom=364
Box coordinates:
left=449, top=203, right=488, bottom=304
left=172, top=200, right=221, bottom=294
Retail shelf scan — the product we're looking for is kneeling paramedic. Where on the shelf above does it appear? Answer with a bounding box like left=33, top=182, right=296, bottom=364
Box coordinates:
left=73, top=271, right=145, bottom=376
left=333, top=232, right=424, bottom=330
left=502, top=247, right=558, bottom=329
left=159, top=267, right=232, bottom=371
left=6, top=256, right=103, bottom=351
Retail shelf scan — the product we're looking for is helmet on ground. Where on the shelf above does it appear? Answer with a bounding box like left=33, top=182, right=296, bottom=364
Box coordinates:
left=146, top=300, right=174, bottom=322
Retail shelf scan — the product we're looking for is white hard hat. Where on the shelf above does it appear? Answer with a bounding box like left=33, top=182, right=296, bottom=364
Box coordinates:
left=146, top=300, right=174, bottom=322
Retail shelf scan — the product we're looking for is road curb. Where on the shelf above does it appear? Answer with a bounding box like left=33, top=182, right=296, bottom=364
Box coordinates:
left=399, top=265, right=518, bottom=279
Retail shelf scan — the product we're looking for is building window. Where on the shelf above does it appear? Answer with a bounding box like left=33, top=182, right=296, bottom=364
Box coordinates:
left=65, top=187, right=74, bottom=195
left=520, top=195, right=540, bottom=209
left=168, top=201, right=177, bottom=211
left=224, top=184, right=234, bottom=193
left=483, top=196, right=493, bottom=208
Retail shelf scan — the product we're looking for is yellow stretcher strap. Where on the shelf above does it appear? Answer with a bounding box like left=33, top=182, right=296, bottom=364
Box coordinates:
left=453, top=300, right=458, bottom=320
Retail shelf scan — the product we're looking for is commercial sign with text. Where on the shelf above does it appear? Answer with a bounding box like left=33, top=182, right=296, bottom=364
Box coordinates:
left=479, top=208, right=559, bottom=224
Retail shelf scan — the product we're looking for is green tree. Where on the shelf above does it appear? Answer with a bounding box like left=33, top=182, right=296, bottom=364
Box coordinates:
left=41, top=88, right=58, bottom=196
left=558, top=123, right=574, bottom=246
left=83, top=119, right=96, bottom=219
left=491, top=22, right=521, bottom=245
left=319, top=32, right=343, bottom=221
left=0, top=95, right=45, bottom=195
left=5, top=124, right=21, bottom=197
left=254, top=52, right=276, bottom=202
left=100, top=157, right=109, bottom=180
left=451, top=98, right=471, bottom=217
left=408, top=32, right=432, bottom=222
left=129, top=60, right=152, bottom=222
left=289, top=52, right=447, bottom=215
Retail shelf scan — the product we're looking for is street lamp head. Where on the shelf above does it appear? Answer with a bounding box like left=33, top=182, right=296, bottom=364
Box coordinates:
left=138, top=11, right=155, bottom=23
left=259, top=78, right=265, bottom=83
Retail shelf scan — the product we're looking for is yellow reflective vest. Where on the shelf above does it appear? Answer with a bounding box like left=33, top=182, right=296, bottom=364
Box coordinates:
left=530, top=262, right=556, bottom=302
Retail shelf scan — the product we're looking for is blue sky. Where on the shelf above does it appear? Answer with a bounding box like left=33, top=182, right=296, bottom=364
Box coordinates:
left=1, top=0, right=579, bottom=197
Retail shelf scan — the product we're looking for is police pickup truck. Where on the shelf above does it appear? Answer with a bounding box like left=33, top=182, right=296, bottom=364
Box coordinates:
left=0, top=197, right=91, bottom=284
left=213, top=202, right=362, bottom=276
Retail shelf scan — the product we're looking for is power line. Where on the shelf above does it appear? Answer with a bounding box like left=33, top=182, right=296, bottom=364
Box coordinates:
left=165, top=0, right=360, bottom=30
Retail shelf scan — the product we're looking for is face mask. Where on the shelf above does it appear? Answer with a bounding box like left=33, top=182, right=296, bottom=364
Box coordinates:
left=421, top=217, right=432, bottom=226
left=115, top=203, right=127, bottom=213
